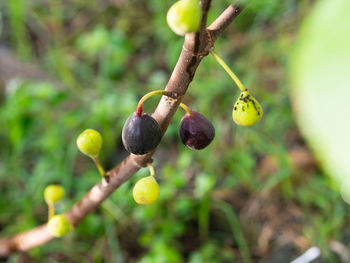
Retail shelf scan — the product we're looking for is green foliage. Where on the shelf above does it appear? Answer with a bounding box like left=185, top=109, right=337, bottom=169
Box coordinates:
left=0, top=0, right=349, bottom=262
left=6, top=0, right=31, bottom=58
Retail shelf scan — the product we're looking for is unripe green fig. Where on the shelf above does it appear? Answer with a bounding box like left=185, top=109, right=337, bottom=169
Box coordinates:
left=167, top=0, right=202, bottom=36
left=232, top=91, right=263, bottom=126
left=44, top=184, right=65, bottom=204
left=48, top=215, right=71, bottom=237
left=133, top=176, right=160, bottom=205
left=122, top=113, right=162, bottom=155
left=76, top=129, right=102, bottom=158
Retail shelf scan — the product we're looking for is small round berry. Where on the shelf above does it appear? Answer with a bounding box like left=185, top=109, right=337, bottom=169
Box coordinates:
left=122, top=113, right=162, bottom=155
left=178, top=111, right=215, bottom=150
left=167, top=0, right=202, bottom=36
left=76, top=129, right=102, bottom=158
left=132, top=176, right=160, bottom=205
left=44, top=184, right=65, bottom=204
left=48, top=215, right=71, bottom=237
left=232, top=91, right=263, bottom=126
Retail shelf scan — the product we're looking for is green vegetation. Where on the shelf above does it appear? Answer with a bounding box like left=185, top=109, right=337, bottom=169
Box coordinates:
left=0, top=0, right=349, bottom=262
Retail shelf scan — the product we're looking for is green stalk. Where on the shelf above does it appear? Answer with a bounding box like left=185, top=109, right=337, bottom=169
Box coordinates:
left=210, top=50, right=247, bottom=92
left=93, top=157, right=106, bottom=177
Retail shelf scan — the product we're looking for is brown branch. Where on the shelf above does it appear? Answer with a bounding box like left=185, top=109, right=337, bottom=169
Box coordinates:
left=207, top=3, right=243, bottom=42
left=0, top=1, right=243, bottom=257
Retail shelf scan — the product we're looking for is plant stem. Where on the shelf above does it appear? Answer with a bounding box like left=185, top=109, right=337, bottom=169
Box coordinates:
left=93, top=157, right=106, bottom=177
left=48, top=203, right=55, bottom=221
left=210, top=50, right=247, bottom=92
left=179, top=103, right=192, bottom=115
left=136, top=90, right=174, bottom=116
left=147, top=163, right=155, bottom=177
left=0, top=3, right=245, bottom=255
left=215, top=201, right=252, bottom=263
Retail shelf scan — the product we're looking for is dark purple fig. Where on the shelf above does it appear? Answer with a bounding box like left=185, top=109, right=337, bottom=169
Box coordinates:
left=122, top=112, right=162, bottom=155
left=178, top=111, right=215, bottom=150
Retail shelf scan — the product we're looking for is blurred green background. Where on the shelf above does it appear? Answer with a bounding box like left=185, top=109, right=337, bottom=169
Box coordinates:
left=0, top=0, right=349, bottom=262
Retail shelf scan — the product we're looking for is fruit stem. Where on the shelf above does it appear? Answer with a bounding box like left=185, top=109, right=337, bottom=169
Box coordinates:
left=147, top=163, right=155, bottom=177
left=136, top=90, right=175, bottom=116
left=210, top=50, right=247, bottom=92
left=48, top=202, right=55, bottom=221
left=179, top=103, right=192, bottom=115
left=93, top=157, right=106, bottom=177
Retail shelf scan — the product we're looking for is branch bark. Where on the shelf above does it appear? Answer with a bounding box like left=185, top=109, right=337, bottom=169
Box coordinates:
left=0, top=1, right=243, bottom=257
left=208, top=3, right=243, bottom=42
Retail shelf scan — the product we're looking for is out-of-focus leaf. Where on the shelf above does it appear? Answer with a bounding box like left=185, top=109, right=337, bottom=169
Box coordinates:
left=290, top=0, right=350, bottom=188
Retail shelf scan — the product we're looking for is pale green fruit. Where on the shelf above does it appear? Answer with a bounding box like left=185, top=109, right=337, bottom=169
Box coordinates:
left=76, top=129, right=102, bottom=158
left=48, top=215, right=71, bottom=237
left=232, top=91, right=263, bottom=126
left=290, top=0, right=350, bottom=189
left=133, top=176, right=160, bottom=205
left=44, top=184, right=65, bottom=204
left=167, top=0, right=201, bottom=36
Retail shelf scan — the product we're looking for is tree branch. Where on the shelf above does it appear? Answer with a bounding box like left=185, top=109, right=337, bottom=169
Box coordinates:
left=0, top=1, right=243, bottom=257
left=207, top=3, right=243, bottom=42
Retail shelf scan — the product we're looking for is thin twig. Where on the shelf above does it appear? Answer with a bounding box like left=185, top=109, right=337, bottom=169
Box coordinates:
left=0, top=1, right=243, bottom=257
left=208, top=3, right=243, bottom=42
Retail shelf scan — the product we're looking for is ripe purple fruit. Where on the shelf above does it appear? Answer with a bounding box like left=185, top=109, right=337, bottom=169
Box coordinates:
left=122, top=112, right=162, bottom=155
left=178, top=111, right=215, bottom=150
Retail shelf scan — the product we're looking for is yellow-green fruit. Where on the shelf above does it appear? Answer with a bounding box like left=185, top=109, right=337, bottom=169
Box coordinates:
left=133, top=176, right=160, bottom=205
left=167, top=0, right=201, bottom=36
left=48, top=215, right=71, bottom=237
left=232, top=91, right=263, bottom=126
left=44, top=184, right=65, bottom=204
left=76, top=129, right=102, bottom=158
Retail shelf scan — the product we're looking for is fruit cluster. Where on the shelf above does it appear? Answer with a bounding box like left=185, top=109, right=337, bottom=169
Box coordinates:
left=69, top=2, right=264, bottom=208
left=38, top=0, right=263, bottom=242
left=121, top=90, right=216, bottom=155
left=44, top=184, right=71, bottom=237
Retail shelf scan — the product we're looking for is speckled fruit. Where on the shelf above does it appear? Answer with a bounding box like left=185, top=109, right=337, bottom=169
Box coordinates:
left=48, top=215, right=71, bottom=237
left=232, top=91, right=263, bottom=126
left=122, top=113, right=162, bottom=155
left=178, top=111, right=215, bottom=150
left=44, top=184, right=65, bottom=204
left=167, top=0, right=201, bottom=36
left=133, top=176, right=160, bottom=205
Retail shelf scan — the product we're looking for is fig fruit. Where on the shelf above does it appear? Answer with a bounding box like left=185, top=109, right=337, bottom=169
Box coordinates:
left=167, top=0, right=201, bottom=36
left=44, top=184, right=65, bottom=204
left=178, top=111, right=215, bottom=150
left=133, top=175, right=160, bottom=205
left=76, top=129, right=102, bottom=158
left=48, top=215, right=71, bottom=237
left=232, top=91, right=263, bottom=126
left=122, top=113, right=162, bottom=155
